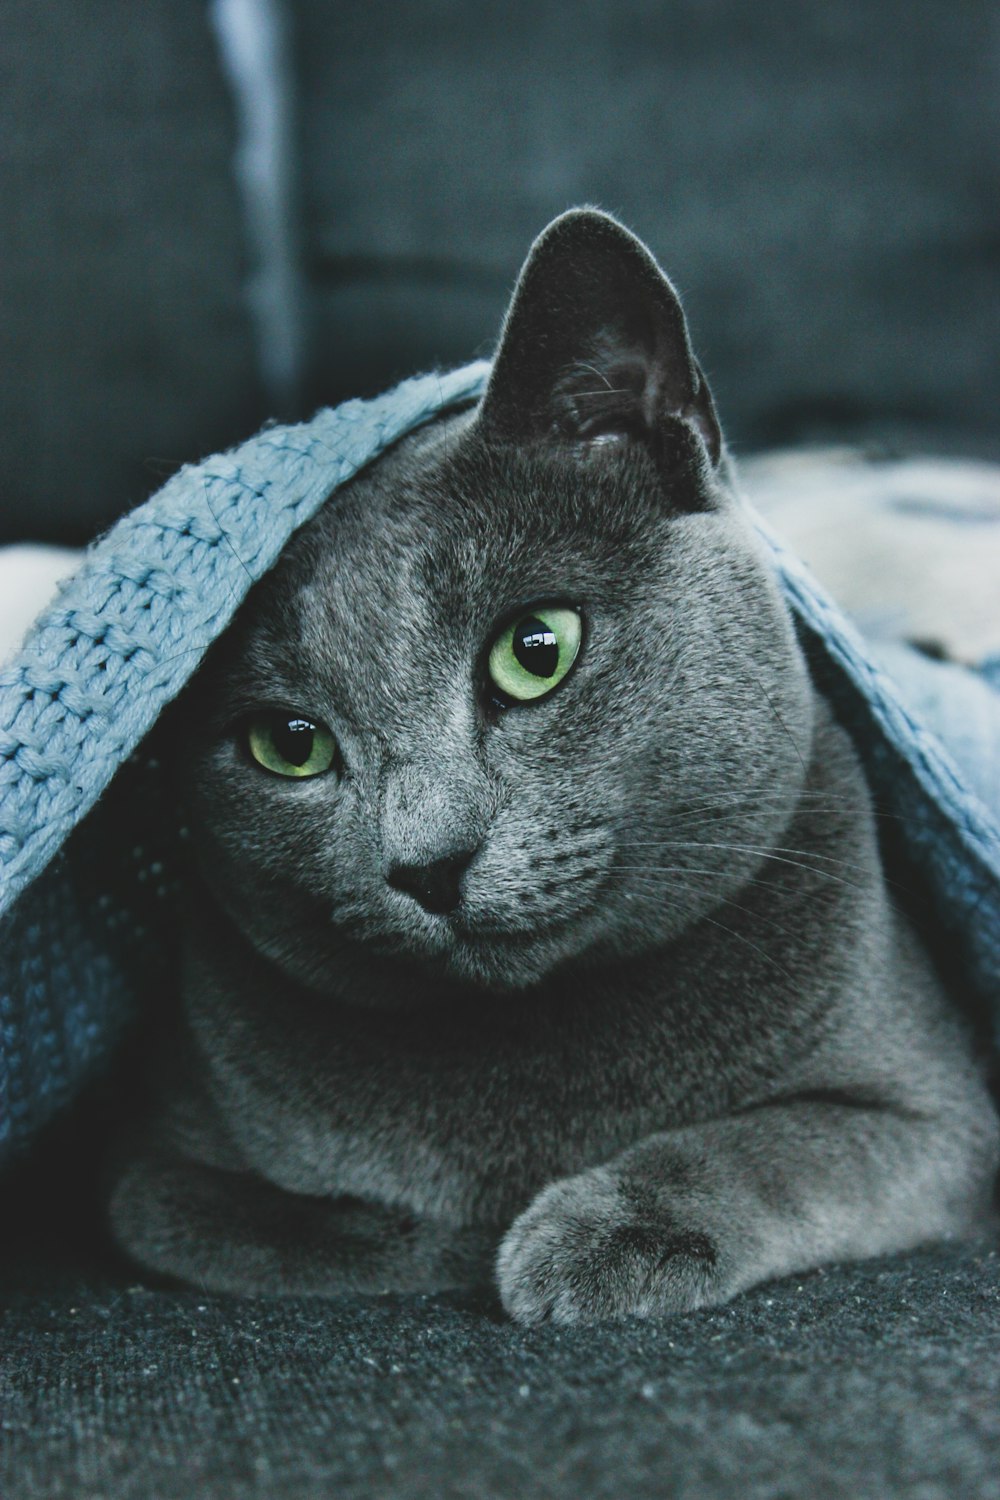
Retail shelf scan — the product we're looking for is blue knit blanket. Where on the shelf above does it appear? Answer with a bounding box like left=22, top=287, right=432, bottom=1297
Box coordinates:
left=1, top=364, right=998, bottom=1165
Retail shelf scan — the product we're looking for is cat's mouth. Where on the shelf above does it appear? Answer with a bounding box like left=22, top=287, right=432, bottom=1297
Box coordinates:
left=385, top=892, right=620, bottom=992
left=449, top=908, right=574, bottom=943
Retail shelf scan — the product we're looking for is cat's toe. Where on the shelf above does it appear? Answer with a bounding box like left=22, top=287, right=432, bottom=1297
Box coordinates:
left=495, top=1169, right=721, bottom=1325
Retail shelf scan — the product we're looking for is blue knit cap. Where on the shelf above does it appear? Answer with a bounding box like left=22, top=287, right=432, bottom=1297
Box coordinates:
left=1, top=363, right=998, bottom=1164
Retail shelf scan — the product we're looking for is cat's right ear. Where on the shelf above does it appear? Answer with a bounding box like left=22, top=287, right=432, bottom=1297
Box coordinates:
left=475, top=209, right=722, bottom=470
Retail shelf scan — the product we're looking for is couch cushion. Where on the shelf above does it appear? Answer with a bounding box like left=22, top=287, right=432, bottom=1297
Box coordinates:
left=296, top=0, right=1000, bottom=457
left=1, top=1229, right=998, bottom=1500
left=0, top=1, right=263, bottom=546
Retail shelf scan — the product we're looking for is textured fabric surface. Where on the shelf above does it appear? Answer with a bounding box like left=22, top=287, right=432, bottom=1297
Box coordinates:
left=752, top=511, right=1000, bottom=1013
left=870, top=644, right=1000, bottom=817
left=1, top=363, right=998, bottom=1169
left=740, top=450, right=1000, bottom=664
left=2, top=1236, right=998, bottom=1500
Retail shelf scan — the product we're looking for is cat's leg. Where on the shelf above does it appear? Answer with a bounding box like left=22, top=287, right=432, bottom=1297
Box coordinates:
left=108, top=1149, right=498, bottom=1295
left=496, top=1095, right=1000, bottom=1324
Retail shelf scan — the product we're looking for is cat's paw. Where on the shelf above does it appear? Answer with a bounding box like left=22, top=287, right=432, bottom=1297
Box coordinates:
left=495, top=1167, right=722, bottom=1325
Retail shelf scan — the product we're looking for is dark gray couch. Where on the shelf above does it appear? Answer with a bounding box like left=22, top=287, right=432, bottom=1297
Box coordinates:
left=3, top=0, right=997, bottom=547
left=2, top=5, right=998, bottom=1495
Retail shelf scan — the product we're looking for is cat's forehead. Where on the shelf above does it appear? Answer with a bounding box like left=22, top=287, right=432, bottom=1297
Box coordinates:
left=292, top=417, right=671, bottom=614
left=227, top=415, right=701, bottom=728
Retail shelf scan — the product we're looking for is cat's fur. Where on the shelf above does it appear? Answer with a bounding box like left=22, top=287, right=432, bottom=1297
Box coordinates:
left=108, top=210, right=999, bottom=1323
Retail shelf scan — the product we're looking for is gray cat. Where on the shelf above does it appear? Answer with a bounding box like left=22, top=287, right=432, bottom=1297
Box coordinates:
left=108, top=210, right=999, bottom=1323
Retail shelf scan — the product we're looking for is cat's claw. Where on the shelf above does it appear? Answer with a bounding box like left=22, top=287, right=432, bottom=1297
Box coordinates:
left=495, top=1167, right=722, bottom=1325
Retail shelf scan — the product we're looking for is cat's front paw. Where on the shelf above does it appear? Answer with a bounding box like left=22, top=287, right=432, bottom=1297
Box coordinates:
left=496, top=1167, right=722, bottom=1325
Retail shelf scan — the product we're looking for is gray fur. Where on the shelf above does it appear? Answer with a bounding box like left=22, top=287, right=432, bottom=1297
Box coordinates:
left=108, top=210, right=999, bottom=1322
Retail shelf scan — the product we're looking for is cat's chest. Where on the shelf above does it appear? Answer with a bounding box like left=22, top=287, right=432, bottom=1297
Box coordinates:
left=191, top=977, right=757, bottom=1224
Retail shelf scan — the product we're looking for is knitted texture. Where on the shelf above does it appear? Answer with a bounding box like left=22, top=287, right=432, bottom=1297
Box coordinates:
left=1, top=362, right=998, bottom=1166
left=753, top=513, right=1000, bottom=1011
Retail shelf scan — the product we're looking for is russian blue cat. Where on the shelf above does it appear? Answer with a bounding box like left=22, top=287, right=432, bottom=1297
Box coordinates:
left=109, top=210, right=999, bottom=1323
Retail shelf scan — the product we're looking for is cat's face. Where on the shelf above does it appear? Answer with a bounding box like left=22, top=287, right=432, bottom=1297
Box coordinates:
left=176, top=211, right=815, bottom=1002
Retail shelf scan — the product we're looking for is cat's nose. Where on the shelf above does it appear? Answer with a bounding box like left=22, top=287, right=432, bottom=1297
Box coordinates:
left=387, top=850, right=476, bottom=916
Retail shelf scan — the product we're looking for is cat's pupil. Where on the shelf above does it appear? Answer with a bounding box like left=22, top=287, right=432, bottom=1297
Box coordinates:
left=513, top=617, right=559, bottom=678
left=273, top=717, right=315, bottom=766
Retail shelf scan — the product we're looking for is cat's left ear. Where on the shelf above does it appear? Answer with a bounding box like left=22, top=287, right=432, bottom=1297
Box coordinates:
left=476, top=208, right=722, bottom=469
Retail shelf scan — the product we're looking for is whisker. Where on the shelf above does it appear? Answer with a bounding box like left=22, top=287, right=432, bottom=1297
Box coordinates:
left=623, top=878, right=797, bottom=985
left=749, top=672, right=808, bottom=776
left=618, top=839, right=870, bottom=891
left=608, top=866, right=811, bottom=946
left=570, top=386, right=634, bottom=399
left=707, top=892, right=805, bottom=953
left=698, top=909, right=795, bottom=982
left=627, top=789, right=904, bottom=829
left=611, top=864, right=833, bottom=907
left=616, top=838, right=915, bottom=907
left=659, top=807, right=907, bottom=841
left=572, top=361, right=616, bottom=391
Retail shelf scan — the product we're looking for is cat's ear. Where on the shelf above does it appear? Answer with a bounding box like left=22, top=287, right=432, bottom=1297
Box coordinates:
left=476, top=209, right=721, bottom=468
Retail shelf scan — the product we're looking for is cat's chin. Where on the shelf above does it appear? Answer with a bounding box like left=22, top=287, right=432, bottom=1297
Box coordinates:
left=329, top=921, right=600, bottom=1003
left=330, top=930, right=570, bottom=1000
left=241, top=922, right=571, bottom=1009
left=429, top=936, right=568, bottom=994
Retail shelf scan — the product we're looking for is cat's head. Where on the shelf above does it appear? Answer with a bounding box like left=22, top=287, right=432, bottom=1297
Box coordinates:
left=176, top=210, right=815, bottom=1002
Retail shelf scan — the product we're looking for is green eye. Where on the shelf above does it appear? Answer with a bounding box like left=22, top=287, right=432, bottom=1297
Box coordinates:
left=488, top=606, right=583, bottom=703
left=247, top=713, right=338, bottom=778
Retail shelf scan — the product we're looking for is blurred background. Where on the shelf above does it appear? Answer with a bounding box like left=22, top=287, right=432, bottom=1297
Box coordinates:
left=1, top=0, right=997, bottom=546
